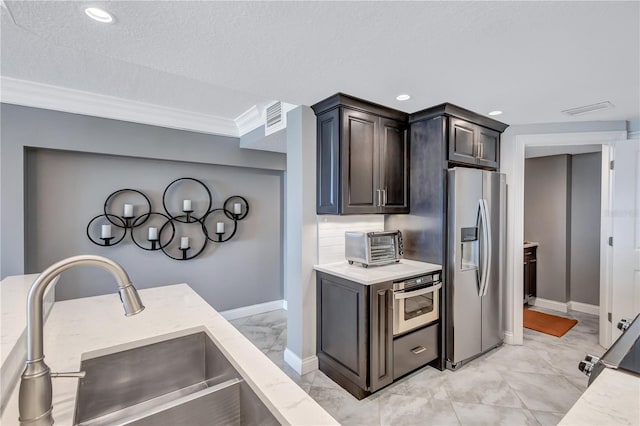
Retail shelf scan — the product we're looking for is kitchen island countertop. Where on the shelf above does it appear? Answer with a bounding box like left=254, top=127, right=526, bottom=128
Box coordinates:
left=314, top=259, right=442, bottom=285
left=0, top=282, right=337, bottom=426
left=559, top=368, right=640, bottom=425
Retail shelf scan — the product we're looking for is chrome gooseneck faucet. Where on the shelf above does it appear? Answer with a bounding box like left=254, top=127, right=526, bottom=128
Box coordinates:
left=18, top=255, right=145, bottom=426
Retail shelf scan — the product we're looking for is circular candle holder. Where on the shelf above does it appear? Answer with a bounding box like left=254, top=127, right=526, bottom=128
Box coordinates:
left=103, top=189, right=152, bottom=228
left=203, top=208, right=237, bottom=243
left=160, top=215, right=208, bottom=260
left=86, top=214, right=127, bottom=247
left=223, top=196, right=250, bottom=221
left=88, top=178, right=249, bottom=261
left=130, top=212, right=175, bottom=251
left=162, top=177, right=212, bottom=223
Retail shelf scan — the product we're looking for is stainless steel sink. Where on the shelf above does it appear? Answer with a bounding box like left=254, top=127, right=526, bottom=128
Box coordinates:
left=73, top=331, right=279, bottom=426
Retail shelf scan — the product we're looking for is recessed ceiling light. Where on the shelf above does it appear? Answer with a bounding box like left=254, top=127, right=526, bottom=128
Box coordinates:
left=85, top=7, right=114, bottom=23
left=488, top=110, right=503, bottom=116
left=396, top=94, right=411, bottom=101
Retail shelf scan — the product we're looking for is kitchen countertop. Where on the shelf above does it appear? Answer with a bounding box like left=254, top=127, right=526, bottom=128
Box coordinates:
left=523, top=241, right=539, bottom=248
left=0, top=282, right=338, bottom=426
left=314, top=259, right=442, bottom=285
left=559, top=368, right=640, bottom=425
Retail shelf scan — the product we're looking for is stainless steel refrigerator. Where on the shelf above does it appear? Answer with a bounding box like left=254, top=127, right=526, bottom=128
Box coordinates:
left=445, top=167, right=505, bottom=370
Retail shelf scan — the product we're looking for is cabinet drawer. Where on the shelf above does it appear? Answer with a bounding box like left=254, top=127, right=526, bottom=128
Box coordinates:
left=393, top=324, right=438, bottom=379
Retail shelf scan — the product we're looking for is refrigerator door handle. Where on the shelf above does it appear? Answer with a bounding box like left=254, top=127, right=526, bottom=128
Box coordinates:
left=478, top=198, right=492, bottom=297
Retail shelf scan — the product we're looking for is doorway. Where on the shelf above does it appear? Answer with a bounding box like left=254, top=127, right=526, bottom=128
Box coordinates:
left=522, top=148, right=602, bottom=343
left=502, top=129, right=626, bottom=348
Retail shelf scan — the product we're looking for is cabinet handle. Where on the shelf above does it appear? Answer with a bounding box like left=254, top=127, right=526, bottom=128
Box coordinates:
left=383, top=189, right=387, bottom=206
left=376, top=189, right=382, bottom=207
left=411, top=346, right=427, bottom=355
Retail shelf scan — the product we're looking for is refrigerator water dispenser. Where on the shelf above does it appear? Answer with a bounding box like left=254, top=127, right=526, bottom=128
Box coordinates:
left=460, top=227, right=478, bottom=271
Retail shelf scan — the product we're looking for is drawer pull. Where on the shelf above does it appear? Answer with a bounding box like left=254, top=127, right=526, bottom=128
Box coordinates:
left=411, top=346, right=427, bottom=355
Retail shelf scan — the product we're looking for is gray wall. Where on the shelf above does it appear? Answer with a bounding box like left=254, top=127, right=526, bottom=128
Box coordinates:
left=284, top=106, right=318, bottom=364
left=570, top=153, right=601, bottom=305
left=524, top=155, right=571, bottom=303
left=2, top=104, right=286, bottom=311
left=1, top=103, right=285, bottom=279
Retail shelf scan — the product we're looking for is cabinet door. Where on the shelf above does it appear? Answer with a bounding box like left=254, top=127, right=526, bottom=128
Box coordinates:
left=379, top=118, right=409, bottom=213
left=369, top=282, right=393, bottom=391
left=529, top=250, right=537, bottom=298
left=316, top=273, right=368, bottom=390
left=448, top=117, right=478, bottom=166
left=316, top=109, right=341, bottom=214
left=341, top=109, right=380, bottom=214
left=476, top=126, right=500, bottom=169
left=523, top=259, right=530, bottom=301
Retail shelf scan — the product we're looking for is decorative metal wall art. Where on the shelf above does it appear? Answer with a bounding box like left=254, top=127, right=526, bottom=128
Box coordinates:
left=86, top=177, right=249, bottom=261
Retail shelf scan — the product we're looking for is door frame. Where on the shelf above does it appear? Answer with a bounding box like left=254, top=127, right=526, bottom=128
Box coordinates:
left=502, top=130, right=627, bottom=346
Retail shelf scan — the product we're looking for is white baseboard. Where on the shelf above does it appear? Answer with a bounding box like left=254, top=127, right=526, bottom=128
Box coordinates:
left=284, top=348, right=318, bottom=375
left=531, top=297, right=568, bottom=313
left=503, top=331, right=515, bottom=345
left=219, top=299, right=286, bottom=321
left=531, top=298, right=600, bottom=316
left=568, top=301, right=600, bottom=315
left=282, top=300, right=288, bottom=311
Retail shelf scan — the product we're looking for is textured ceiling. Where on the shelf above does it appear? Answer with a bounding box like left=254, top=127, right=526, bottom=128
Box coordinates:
left=1, top=1, right=639, bottom=127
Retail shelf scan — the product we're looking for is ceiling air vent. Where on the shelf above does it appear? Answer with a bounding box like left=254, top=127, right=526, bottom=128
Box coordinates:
left=265, top=101, right=285, bottom=136
left=562, top=101, right=614, bottom=116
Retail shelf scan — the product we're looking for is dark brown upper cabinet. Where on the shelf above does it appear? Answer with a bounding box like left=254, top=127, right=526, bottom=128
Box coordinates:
left=411, top=103, right=508, bottom=171
left=449, top=118, right=500, bottom=169
left=313, top=94, right=409, bottom=215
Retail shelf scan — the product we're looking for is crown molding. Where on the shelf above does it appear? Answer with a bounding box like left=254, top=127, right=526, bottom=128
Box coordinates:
left=0, top=76, right=240, bottom=137
left=234, top=105, right=263, bottom=135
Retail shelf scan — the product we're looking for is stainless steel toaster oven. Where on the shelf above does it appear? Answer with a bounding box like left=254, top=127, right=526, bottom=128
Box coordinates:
left=345, top=230, right=403, bottom=267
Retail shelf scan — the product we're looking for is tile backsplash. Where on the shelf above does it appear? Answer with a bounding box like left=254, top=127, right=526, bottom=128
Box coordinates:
left=317, top=215, right=384, bottom=264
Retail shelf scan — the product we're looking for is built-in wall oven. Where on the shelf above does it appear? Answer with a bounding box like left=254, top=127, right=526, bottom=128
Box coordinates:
left=393, top=272, right=441, bottom=336
left=392, top=270, right=442, bottom=379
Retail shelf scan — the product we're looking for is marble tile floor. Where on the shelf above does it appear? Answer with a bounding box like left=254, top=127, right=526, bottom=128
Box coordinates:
left=230, top=307, right=604, bottom=426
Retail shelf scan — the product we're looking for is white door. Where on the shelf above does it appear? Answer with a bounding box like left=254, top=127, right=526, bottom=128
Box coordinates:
left=610, top=137, right=640, bottom=344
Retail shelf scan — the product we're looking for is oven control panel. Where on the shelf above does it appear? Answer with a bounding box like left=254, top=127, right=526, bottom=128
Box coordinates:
left=393, top=271, right=441, bottom=292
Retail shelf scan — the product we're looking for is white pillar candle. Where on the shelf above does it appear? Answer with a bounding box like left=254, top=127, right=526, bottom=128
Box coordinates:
left=216, top=222, right=225, bottom=233
left=234, top=203, right=242, bottom=214
left=148, top=227, right=158, bottom=241
left=180, top=236, right=189, bottom=249
left=101, top=224, right=112, bottom=239
left=123, top=204, right=134, bottom=218
left=183, top=199, right=192, bottom=211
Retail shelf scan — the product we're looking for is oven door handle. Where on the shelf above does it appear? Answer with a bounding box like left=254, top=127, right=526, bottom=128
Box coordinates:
left=394, top=283, right=442, bottom=300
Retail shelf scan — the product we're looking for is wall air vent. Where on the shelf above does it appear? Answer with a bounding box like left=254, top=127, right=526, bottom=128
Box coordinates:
left=263, top=101, right=296, bottom=136
left=265, top=101, right=285, bottom=136
left=562, top=101, right=614, bottom=116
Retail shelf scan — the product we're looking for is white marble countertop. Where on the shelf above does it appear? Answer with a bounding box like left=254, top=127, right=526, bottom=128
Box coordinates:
left=0, top=283, right=337, bottom=426
left=559, top=368, right=640, bottom=425
left=314, top=259, right=442, bottom=285
left=524, top=241, right=539, bottom=248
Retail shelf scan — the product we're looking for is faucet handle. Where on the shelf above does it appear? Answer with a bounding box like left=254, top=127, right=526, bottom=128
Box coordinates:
left=50, top=371, right=86, bottom=379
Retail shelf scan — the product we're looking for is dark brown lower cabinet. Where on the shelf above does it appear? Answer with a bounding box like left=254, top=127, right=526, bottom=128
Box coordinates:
left=316, top=272, right=393, bottom=399
left=523, top=246, right=537, bottom=303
